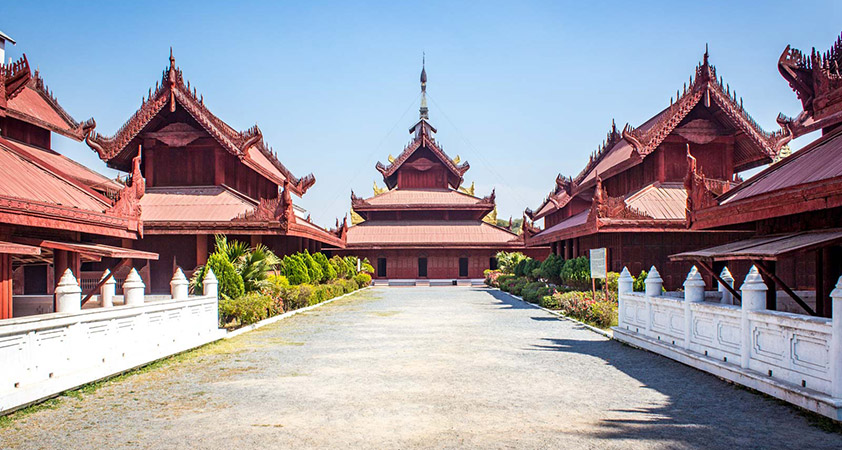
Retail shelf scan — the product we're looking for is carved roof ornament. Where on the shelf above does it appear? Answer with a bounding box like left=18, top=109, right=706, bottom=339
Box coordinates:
left=619, top=46, right=791, bottom=161
left=84, top=50, right=315, bottom=195
left=108, top=145, right=146, bottom=236
left=375, top=60, right=470, bottom=189
left=683, top=145, right=720, bottom=226
left=777, top=32, right=842, bottom=137
left=1, top=54, right=94, bottom=140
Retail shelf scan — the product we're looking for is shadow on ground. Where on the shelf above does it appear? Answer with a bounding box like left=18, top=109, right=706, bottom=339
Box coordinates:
left=478, top=287, right=839, bottom=448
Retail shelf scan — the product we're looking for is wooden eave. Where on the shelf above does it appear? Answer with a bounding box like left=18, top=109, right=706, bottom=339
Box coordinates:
left=143, top=219, right=346, bottom=248
left=690, top=176, right=842, bottom=230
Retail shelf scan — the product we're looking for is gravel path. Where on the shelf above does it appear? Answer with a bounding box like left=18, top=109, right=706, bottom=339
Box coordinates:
left=1, top=287, right=839, bottom=449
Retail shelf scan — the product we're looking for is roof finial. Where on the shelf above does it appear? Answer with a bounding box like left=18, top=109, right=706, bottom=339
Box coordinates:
left=419, top=52, right=429, bottom=120
left=703, top=43, right=709, bottom=66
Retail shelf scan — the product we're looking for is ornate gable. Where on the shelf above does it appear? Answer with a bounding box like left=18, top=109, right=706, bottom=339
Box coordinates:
left=621, top=49, right=790, bottom=163
left=84, top=50, right=315, bottom=195
left=375, top=119, right=470, bottom=189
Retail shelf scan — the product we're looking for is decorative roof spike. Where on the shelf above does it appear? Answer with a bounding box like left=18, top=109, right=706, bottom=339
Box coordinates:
left=419, top=53, right=429, bottom=120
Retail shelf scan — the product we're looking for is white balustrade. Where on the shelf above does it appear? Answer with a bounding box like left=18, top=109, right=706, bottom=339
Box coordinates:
left=0, top=267, right=221, bottom=415
left=614, top=264, right=841, bottom=420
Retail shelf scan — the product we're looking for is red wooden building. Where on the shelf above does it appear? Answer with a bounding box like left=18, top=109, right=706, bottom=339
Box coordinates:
left=339, top=65, right=548, bottom=280
left=0, top=48, right=153, bottom=319
left=674, top=32, right=842, bottom=317
left=526, top=50, right=791, bottom=288
left=85, top=52, right=343, bottom=293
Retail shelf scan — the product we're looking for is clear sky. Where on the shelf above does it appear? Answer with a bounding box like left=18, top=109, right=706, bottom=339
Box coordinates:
left=2, top=1, right=840, bottom=227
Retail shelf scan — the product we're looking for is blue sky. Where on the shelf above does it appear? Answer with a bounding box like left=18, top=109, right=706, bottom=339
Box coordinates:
left=2, top=1, right=840, bottom=226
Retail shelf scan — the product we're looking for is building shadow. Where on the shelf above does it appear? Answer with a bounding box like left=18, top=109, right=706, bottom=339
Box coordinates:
left=524, top=336, right=839, bottom=448
left=480, top=288, right=537, bottom=310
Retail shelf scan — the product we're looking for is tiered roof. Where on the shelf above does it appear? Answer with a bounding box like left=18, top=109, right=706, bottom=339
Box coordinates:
left=528, top=49, right=789, bottom=226
left=85, top=50, right=315, bottom=196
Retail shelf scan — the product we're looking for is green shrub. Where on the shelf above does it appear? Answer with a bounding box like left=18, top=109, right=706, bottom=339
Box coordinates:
left=496, top=251, right=527, bottom=274
left=538, top=254, right=563, bottom=283
left=539, top=294, right=559, bottom=309
left=521, top=281, right=549, bottom=303
left=194, top=253, right=244, bottom=300
left=543, top=290, right=618, bottom=329
left=510, top=277, right=528, bottom=296
left=218, top=292, right=275, bottom=327
left=354, top=273, right=372, bottom=288
left=313, top=252, right=336, bottom=282
left=633, top=270, right=647, bottom=292
left=282, top=254, right=311, bottom=285
left=560, top=256, right=590, bottom=289
left=300, top=251, right=323, bottom=283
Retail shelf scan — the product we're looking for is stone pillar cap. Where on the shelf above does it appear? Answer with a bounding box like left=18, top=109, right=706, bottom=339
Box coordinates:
left=619, top=267, right=633, bottom=281
left=684, top=266, right=705, bottom=287
left=740, top=266, right=767, bottom=291
left=646, top=266, right=663, bottom=283
left=57, top=269, right=80, bottom=289
left=719, top=266, right=734, bottom=282
left=203, top=268, right=217, bottom=283
left=171, top=267, right=188, bottom=283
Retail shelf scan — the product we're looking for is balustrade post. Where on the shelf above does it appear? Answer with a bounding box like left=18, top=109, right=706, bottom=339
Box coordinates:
left=683, top=266, right=705, bottom=349
left=617, top=267, right=633, bottom=328
left=123, top=268, right=146, bottom=306
left=643, top=266, right=663, bottom=335
left=101, top=269, right=116, bottom=307
left=55, top=269, right=81, bottom=313
left=203, top=269, right=218, bottom=298
left=170, top=268, right=189, bottom=300
left=830, top=275, right=842, bottom=399
left=740, top=266, right=767, bottom=369
left=719, top=266, right=735, bottom=305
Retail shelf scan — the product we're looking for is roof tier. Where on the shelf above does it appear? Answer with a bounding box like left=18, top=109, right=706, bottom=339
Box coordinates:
left=345, top=220, right=522, bottom=248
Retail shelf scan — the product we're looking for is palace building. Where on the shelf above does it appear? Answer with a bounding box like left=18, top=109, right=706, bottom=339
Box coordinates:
left=673, top=32, right=842, bottom=317
left=0, top=39, right=153, bottom=319
left=525, top=50, right=791, bottom=288
left=339, top=64, right=548, bottom=282
left=85, top=51, right=343, bottom=293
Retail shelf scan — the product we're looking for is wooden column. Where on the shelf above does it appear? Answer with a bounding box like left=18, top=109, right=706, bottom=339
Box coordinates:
left=761, top=260, right=777, bottom=311
left=145, top=148, right=155, bottom=187
left=817, top=247, right=841, bottom=318
left=0, top=254, right=12, bottom=320
left=196, top=235, right=208, bottom=266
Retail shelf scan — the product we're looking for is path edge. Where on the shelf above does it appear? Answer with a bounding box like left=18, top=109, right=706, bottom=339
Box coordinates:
left=223, top=286, right=373, bottom=339
left=492, top=287, right=613, bottom=339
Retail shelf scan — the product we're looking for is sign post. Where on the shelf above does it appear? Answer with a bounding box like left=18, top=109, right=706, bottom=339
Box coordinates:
left=590, top=248, right=607, bottom=300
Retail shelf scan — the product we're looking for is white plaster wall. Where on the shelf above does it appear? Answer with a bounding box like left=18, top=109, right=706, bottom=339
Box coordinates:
left=0, top=295, right=221, bottom=415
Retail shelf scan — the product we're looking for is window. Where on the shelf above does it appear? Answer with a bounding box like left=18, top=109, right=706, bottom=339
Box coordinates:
left=418, top=257, right=428, bottom=278
left=459, top=257, right=469, bottom=277
left=489, top=257, right=498, bottom=271
left=377, top=258, right=387, bottom=278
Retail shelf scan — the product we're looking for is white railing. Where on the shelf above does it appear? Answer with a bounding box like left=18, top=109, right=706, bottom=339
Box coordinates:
left=614, top=265, right=842, bottom=421
left=0, top=267, right=221, bottom=415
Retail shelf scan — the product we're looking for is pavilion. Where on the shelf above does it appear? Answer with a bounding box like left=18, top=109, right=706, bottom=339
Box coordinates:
left=338, top=64, right=548, bottom=282
left=85, top=51, right=343, bottom=292
left=525, top=50, right=791, bottom=288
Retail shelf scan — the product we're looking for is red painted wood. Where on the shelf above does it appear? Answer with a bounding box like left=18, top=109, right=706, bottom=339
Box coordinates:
left=0, top=254, right=12, bottom=320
